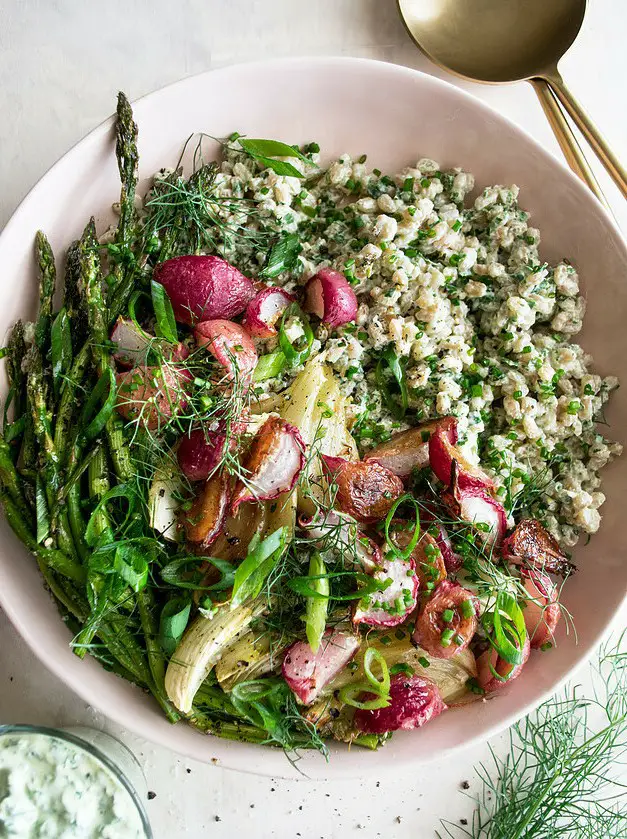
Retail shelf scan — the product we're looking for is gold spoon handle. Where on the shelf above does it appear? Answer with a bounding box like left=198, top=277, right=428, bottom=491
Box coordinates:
left=544, top=68, right=627, bottom=199
left=530, top=79, right=608, bottom=207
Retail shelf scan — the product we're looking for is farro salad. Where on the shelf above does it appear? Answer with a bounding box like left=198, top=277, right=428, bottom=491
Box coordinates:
left=2, top=93, right=620, bottom=755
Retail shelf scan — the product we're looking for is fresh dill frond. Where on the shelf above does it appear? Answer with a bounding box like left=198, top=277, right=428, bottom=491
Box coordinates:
left=438, top=633, right=627, bottom=839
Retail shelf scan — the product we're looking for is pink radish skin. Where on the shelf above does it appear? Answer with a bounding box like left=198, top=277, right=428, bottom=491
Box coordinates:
left=353, top=555, right=419, bottom=628
left=177, top=428, right=231, bottom=482
left=412, top=580, right=478, bottom=659
left=304, top=268, right=358, bottom=328
left=282, top=630, right=360, bottom=705
left=364, top=420, right=442, bottom=479
left=115, top=365, right=191, bottom=430
left=153, top=255, right=255, bottom=325
left=477, top=635, right=531, bottom=693
left=428, top=416, right=495, bottom=493
left=243, top=287, right=295, bottom=338
left=354, top=674, right=446, bottom=734
left=522, top=570, right=561, bottom=648
left=195, top=320, right=258, bottom=382
left=231, top=416, right=306, bottom=512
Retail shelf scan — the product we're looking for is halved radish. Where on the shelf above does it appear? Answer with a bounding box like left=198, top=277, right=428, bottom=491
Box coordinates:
left=502, top=518, right=573, bottom=577
left=153, top=255, right=255, bottom=325
left=354, top=674, right=446, bottom=734
left=195, top=320, right=258, bottom=382
left=304, top=268, right=358, bottom=328
left=177, top=428, right=231, bottom=482
left=282, top=629, right=360, bottom=705
left=364, top=421, right=440, bottom=478
left=321, top=455, right=404, bottom=524
left=420, top=516, right=463, bottom=574
left=231, top=416, right=306, bottom=512
left=428, top=416, right=495, bottom=493
left=243, top=287, right=295, bottom=338
left=115, top=364, right=191, bottom=430
left=353, top=554, right=419, bottom=628
left=298, top=510, right=382, bottom=572
left=522, top=570, right=561, bottom=648
left=412, top=580, right=478, bottom=659
left=444, top=483, right=507, bottom=550
left=110, top=318, right=151, bottom=367
left=181, top=470, right=230, bottom=547
left=476, top=634, right=530, bottom=693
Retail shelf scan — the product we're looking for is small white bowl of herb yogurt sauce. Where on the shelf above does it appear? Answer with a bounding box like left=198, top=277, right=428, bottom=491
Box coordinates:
left=0, top=725, right=152, bottom=839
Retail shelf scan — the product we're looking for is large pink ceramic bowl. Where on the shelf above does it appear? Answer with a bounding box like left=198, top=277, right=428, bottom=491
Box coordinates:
left=0, top=58, right=625, bottom=779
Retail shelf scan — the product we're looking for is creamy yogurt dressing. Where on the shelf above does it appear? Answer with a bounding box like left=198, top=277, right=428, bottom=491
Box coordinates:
left=0, top=732, right=145, bottom=838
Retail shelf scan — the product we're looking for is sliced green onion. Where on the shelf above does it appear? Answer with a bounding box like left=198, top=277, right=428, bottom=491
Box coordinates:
left=253, top=350, right=287, bottom=382
left=461, top=599, right=474, bottom=619
left=151, top=280, right=178, bottom=343
left=417, top=656, right=431, bottom=668
left=80, top=367, right=117, bottom=442
left=231, top=527, right=288, bottom=609
left=440, top=628, right=455, bottom=647
left=390, top=662, right=414, bottom=676
left=278, top=303, right=314, bottom=367
left=288, top=571, right=392, bottom=601
left=338, top=684, right=389, bottom=711
left=364, top=648, right=391, bottom=697
left=384, top=493, right=420, bottom=560
left=304, top=553, right=329, bottom=653
left=158, top=596, right=191, bottom=656
left=442, top=608, right=454, bottom=623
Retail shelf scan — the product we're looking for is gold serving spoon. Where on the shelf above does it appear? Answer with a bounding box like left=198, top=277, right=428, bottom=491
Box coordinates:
left=398, top=0, right=626, bottom=206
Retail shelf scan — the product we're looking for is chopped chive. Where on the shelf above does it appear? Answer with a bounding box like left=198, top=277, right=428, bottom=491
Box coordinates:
left=442, top=608, right=454, bottom=623
left=440, top=628, right=454, bottom=647
left=460, top=599, right=474, bottom=619
left=417, top=656, right=430, bottom=668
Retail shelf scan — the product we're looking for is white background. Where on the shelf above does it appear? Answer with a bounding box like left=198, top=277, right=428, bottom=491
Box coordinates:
left=0, top=2, right=625, bottom=837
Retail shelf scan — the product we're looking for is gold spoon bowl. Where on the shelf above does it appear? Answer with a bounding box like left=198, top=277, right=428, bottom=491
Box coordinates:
left=398, top=0, right=626, bottom=204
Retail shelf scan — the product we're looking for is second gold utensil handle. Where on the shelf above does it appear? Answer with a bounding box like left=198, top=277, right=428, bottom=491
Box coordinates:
left=530, top=79, right=607, bottom=206
left=545, top=68, right=627, bottom=200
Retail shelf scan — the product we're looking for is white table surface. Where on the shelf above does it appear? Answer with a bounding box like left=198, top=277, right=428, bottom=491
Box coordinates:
left=0, top=2, right=626, bottom=837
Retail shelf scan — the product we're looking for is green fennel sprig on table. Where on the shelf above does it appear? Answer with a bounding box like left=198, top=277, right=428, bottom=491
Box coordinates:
left=438, top=634, right=627, bottom=839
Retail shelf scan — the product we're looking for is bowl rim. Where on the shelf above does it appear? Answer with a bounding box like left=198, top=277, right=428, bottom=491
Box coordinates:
left=0, top=55, right=625, bottom=779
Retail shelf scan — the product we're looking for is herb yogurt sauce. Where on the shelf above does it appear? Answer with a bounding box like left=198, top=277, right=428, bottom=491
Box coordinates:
left=0, top=731, right=145, bottom=838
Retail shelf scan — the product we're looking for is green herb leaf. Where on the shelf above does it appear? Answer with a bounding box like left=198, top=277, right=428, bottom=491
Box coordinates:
left=159, top=596, right=191, bottom=655
left=239, top=138, right=309, bottom=164
left=376, top=345, right=409, bottom=419
left=114, top=542, right=148, bottom=592
left=50, top=308, right=72, bottom=398
left=85, top=484, right=139, bottom=548
left=260, top=233, right=302, bottom=279
left=151, top=280, right=178, bottom=343
left=231, top=526, right=288, bottom=609
left=161, top=555, right=235, bottom=591
left=278, top=303, right=314, bottom=367
left=288, top=571, right=392, bottom=601
left=253, top=350, right=287, bottom=382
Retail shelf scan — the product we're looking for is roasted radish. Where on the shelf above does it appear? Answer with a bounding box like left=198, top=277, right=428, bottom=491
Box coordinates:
left=476, top=634, right=531, bottom=693
left=364, top=421, right=440, bottom=478
left=321, top=455, right=404, bottom=524
left=304, top=268, right=358, bottom=328
left=231, top=416, right=305, bottom=512
left=195, top=319, right=258, bottom=382
left=243, top=287, right=295, bottom=338
left=153, top=255, right=255, bottom=325
left=412, top=580, right=478, bottom=659
left=115, top=364, right=191, bottom=430
left=354, top=674, right=446, bottom=734
left=502, top=519, right=573, bottom=577
left=182, top=470, right=230, bottom=547
left=282, top=629, right=360, bottom=705
left=177, top=428, right=232, bottom=481
left=442, top=463, right=508, bottom=549
left=428, top=416, right=495, bottom=493
left=522, top=570, right=561, bottom=648
left=353, top=555, right=419, bottom=628
left=389, top=525, right=447, bottom=594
